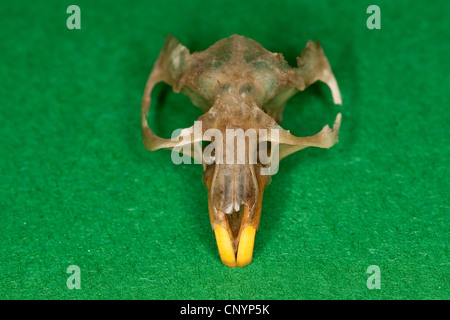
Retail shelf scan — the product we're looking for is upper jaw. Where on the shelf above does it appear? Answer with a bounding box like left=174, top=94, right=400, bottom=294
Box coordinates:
left=204, top=166, right=268, bottom=268
left=199, top=95, right=274, bottom=268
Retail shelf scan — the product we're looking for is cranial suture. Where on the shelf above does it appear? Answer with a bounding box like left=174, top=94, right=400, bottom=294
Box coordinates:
left=141, top=34, right=342, bottom=268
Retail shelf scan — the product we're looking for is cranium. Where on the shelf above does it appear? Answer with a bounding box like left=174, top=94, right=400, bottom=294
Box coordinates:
left=141, top=34, right=342, bottom=268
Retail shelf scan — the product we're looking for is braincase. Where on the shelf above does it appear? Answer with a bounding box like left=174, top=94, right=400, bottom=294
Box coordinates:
left=178, top=35, right=293, bottom=109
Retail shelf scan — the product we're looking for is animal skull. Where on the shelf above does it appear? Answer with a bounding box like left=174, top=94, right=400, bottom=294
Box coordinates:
left=141, top=34, right=342, bottom=268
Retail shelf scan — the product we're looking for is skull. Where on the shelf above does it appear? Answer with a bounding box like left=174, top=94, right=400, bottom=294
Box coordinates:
left=141, top=34, right=342, bottom=267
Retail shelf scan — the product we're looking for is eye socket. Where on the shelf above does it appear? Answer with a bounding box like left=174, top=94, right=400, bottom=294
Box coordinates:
left=148, top=83, right=203, bottom=139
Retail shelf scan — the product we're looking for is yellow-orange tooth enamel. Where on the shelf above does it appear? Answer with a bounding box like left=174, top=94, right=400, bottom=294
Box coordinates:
left=214, top=225, right=236, bottom=268
left=236, top=226, right=256, bottom=267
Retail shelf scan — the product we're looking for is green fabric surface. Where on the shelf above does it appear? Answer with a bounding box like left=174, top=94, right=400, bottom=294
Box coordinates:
left=0, top=0, right=448, bottom=300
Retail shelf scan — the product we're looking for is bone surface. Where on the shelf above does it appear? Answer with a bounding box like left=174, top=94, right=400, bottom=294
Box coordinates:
left=142, top=34, right=342, bottom=268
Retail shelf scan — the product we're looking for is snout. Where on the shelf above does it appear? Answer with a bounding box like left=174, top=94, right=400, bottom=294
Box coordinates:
left=204, top=167, right=268, bottom=268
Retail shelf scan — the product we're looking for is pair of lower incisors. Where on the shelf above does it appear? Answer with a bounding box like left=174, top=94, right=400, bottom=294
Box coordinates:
left=141, top=34, right=342, bottom=268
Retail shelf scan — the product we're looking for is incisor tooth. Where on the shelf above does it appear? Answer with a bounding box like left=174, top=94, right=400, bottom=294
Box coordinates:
left=236, top=226, right=256, bottom=267
left=214, top=224, right=236, bottom=268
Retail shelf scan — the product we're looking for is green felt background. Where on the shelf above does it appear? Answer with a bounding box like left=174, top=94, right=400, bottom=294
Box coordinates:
left=0, top=0, right=448, bottom=300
